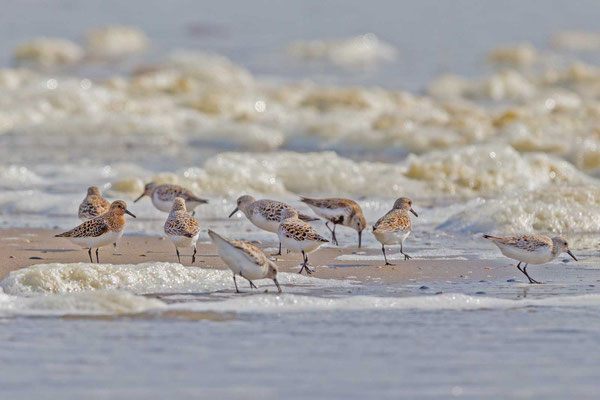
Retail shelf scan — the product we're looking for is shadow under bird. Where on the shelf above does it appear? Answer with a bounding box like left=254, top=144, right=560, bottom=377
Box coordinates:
left=164, top=197, right=200, bottom=265
left=228, top=195, right=319, bottom=256
left=208, top=230, right=282, bottom=293
left=134, top=182, right=208, bottom=215
left=300, top=197, right=366, bottom=248
left=277, top=209, right=329, bottom=275
left=372, top=197, right=418, bottom=265
left=483, top=234, right=578, bottom=284
left=55, top=200, right=136, bottom=263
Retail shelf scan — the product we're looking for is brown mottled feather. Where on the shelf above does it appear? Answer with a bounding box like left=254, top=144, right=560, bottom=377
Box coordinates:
left=280, top=218, right=329, bottom=242
left=373, top=209, right=411, bottom=232
left=155, top=184, right=208, bottom=204
left=483, top=234, right=552, bottom=251
left=164, top=211, right=200, bottom=238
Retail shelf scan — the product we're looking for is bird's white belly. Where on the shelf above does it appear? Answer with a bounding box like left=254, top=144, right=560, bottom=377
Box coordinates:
left=250, top=213, right=280, bottom=233
left=373, top=230, right=410, bottom=246
left=214, top=242, right=266, bottom=279
left=71, top=230, right=122, bottom=249
left=166, top=233, right=199, bottom=248
left=279, top=234, right=323, bottom=254
left=308, top=205, right=344, bottom=224
left=151, top=195, right=174, bottom=212
left=499, top=245, right=554, bottom=265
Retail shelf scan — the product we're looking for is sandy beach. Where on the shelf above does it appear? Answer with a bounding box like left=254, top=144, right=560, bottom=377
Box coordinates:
left=0, top=228, right=509, bottom=283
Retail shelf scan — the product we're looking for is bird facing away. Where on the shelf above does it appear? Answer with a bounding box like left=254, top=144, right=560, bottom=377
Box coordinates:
left=78, top=186, right=110, bottom=221
left=228, top=195, right=318, bottom=255
left=134, top=182, right=208, bottom=215
left=372, top=197, right=418, bottom=265
left=164, top=197, right=200, bottom=264
left=483, top=234, right=578, bottom=284
left=278, top=210, right=329, bottom=275
left=56, top=200, right=136, bottom=263
left=208, top=230, right=282, bottom=293
left=300, top=197, right=366, bottom=248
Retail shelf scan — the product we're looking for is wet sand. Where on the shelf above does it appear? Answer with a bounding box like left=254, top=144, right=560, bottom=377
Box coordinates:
left=0, top=228, right=510, bottom=283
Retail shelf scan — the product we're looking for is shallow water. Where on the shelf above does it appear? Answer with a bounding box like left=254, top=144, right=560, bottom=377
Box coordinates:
left=2, top=0, right=600, bottom=398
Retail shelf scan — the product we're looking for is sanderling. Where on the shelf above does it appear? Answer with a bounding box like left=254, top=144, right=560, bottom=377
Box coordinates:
left=278, top=211, right=329, bottom=275
left=134, top=182, right=208, bottom=215
left=55, top=200, right=136, bottom=263
left=483, top=234, right=578, bottom=284
left=78, top=186, right=110, bottom=221
left=228, top=195, right=318, bottom=255
left=373, top=197, right=418, bottom=265
left=208, top=230, right=282, bottom=293
left=164, top=197, right=200, bottom=264
left=300, top=197, right=366, bottom=248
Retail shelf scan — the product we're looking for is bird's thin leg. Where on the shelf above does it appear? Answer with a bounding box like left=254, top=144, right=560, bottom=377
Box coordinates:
left=192, top=247, right=197, bottom=264
left=176, top=248, right=181, bottom=264
left=88, top=248, right=93, bottom=263
left=272, top=242, right=282, bottom=256
left=233, top=274, right=239, bottom=293
left=113, top=242, right=117, bottom=249
left=240, top=272, right=257, bottom=289
left=95, top=248, right=100, bottom=263
left=299, top=251, right=312, bottom=275
left=273, top=278, right=282, bottom=293
left=332, top=224, right=339, bottom=246
left=400, top=243, right=412, bottom=260
left=382, top=245, right=393, bottom=266
left=325, top=222, right=338, bottom=245
left=523, top=264, right=542, bottom=284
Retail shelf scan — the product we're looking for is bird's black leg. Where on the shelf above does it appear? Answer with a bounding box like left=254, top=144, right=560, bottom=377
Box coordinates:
left=176, top=248, right=181, bottom=264
left=192, top=247, right=197, bottom=264
left=325, top=222, right=338, bottom=245
left=523, top=264, right=542, bottom=284
left=113, top=242, right=117, bottom=249
left=272, top=242, right=282, bottom=256
left=299, top=251, right=312, bottom=275
left=95, top=248, right=100, bottom=263
left=233, top=274, right=239, bottom=293
left=400, top=243, right=412, bottom=260
left=88, top=248, right=93, bottom=263
left=382, top=245, right=393, bottom=266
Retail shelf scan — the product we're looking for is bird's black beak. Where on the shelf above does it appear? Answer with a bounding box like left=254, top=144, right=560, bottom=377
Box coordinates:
left=228, top=207, right=239, bottom=218
left=410, top=208, right=418, bottom=217
left=125, top=210, right=137, bottom=218
left=133, top=193, right=145, bottom=203
left=273, top=278, right=282, bottom=293
left=567, top=250, right=578, bottom=261
left=358, top=231, right=362, bottom=249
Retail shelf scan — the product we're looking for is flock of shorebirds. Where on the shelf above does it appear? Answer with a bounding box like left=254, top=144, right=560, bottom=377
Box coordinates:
left=55, top=183, right=578, bottom=292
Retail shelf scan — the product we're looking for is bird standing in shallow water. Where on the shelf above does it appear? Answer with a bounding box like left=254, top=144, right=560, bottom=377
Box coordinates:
left=277, top=210, right=329, bottom=275
left=228, top=195, right=318, bottom=255
left=164, top=197, right=200, bottom=265
left=372, top=197, right=418, bottom=265
left=208, top=230, right=282, bottom=293
left=56, top=200, right=136, bottom=263
left=300, top=197, right=366, bottom=248
left=134, top=182, right=208, bottom=215
left=483, top=234, right=578, bottom=284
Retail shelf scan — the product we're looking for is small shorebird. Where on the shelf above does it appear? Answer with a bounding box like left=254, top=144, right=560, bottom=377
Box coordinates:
left=134, top=182, right=208, bottom=215
left=78, top=186, right=116, bottom=248
left=164, top=197, right=200, bottom=264
left=78, top=186, right=110, bottom=221
left=278, top=211, right=329, bottom=275
left=483, top=234, right=578, bottom=284
left=228, top=195, right=318, bottom=255
left=208, top=230, right=282, bottom=293
left=56, top=200, right=136, bottom=263
left=300, top=197, right=366, bottom=248
left=373, top=197, right=418, bottom=265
